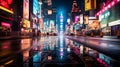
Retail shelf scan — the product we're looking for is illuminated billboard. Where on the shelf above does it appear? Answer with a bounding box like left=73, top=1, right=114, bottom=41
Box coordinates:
left=33, top=0, right=39, bottom=15
left=88, top=20, right=100, bottom=30
left=1, top=22, right=11, bottom=27
left=75, top=16, right=79, bottom=23
left=84, top=16, right=89, bottom=24
left=23, top=19, right=30, bottom=28
left=99, top=3, right=120, bottom=27
left=80, top=14, right=83, bottom=24
left=85, top=0, right=96, bottom=11
left=50, top=20, right=54, bottom=28
left=0, top=0, right=13, bottom=14
left=23, top=0, right=29, bottom=19
left=48, top=10, right=52, bottom=15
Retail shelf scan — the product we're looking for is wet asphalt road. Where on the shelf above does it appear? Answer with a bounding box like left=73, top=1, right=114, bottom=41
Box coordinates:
left=66, top=36, right=120, bottom=61
left=0, top=36, right=120, bottom=67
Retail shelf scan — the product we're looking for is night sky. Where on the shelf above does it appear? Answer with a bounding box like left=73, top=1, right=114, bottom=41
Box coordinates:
left=52, top=0, right=84, bottom=13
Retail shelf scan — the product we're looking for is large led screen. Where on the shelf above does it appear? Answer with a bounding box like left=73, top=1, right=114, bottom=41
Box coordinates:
left=33, top=0, right=39, bottom=15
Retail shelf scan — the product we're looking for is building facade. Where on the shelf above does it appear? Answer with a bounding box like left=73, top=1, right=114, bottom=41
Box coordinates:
left=96, top=0, right=120, bottom=36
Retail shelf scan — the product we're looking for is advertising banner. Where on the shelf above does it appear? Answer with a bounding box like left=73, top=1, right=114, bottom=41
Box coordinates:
left=23, top=0, right=29, bottom=19
left=23, top=19, right=30, bottom=28
left=85, top=0, right=96, bottom=11
left=33, top=0, right=39, bottom=16
left=0, top=0, right=13, bottom=14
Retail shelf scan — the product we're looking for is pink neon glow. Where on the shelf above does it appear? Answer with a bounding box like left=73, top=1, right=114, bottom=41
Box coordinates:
left=95, top=14, right=97, bottom=16
left=111, top=1, right=115, bottom=6
left=108, top=4, right=111, bottom=8
left=103, top=9, right=105, bottom=12
left=96, top=58, right=109, bottom=67
left=100, top=11, right=101, bottom=14
left=105, top=7, right=107, bottom=10
left=117, top=0, right=120, bottom=2
left=95, top=0, right=118, bottom=16
left=96, top=13, right=99, bottom=16
left=60, top=52, right=63, bottom=56
left=75, top=16, right=79, bottom=22
left=1, top=22, right=11, bottom=27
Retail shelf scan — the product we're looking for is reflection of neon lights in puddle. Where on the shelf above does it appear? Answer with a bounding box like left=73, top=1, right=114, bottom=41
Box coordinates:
left=99, top=53, right=111, bottom=65
left=67, top=48, right=70, bottom=51
left=60, top=52, right=63, bottom=59
left=33, top=52, right=41, bottom=62
left=60, top=35, right=63, bottom=47
left=80, top=45, right=83, bottom=54
left=60, top=47, right=64, bottom=59
left=88, top=47, right=111, bottom=67
left=97, top=58, right=109, bottom=67
left=60, top=48, right=63, bottom=51
left=60, top=56, right=63, bottom=59
left=5, top=60, right=14, bottom=65
left=59, top=32, right=64, bottom=59
left=60, top=52, right=63, bottom=56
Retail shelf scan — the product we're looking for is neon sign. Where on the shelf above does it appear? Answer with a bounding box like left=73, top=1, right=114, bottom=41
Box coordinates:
left=99, top=11, right=110, bottom=21
left=0, top=0, right=13, bottom=14
left=95, top=0, right=120, bottom=16
left=33, top=0, right=39, bottom=15
left=1, top=22, right=11, bottom=27
left=23, top=19, right=30, bottom=28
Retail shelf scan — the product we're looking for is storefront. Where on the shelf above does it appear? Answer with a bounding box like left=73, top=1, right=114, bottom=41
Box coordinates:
left=0, top=0, right=14, bottom=36
left=98, top=1, right=120, bottom=36
left=111, top=25, right=120, bottom=36
left=0, top=22, right=11, bottom=36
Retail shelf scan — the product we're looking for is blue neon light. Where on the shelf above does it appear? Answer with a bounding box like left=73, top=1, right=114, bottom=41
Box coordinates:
left=33, top=0, right=40, bottom=15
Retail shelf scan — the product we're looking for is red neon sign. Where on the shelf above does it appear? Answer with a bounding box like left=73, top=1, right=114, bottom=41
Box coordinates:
left=95, top=0, right=120, bottom=16
left=0, top=0, right=13, bottom=14
left=0, top=0, right=13, bottom=9
left=1, top=22, right=11, bottom=27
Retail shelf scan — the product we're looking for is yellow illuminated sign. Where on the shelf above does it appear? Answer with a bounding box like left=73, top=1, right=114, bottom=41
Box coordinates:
left=23, top=19, right=30, bottom=28
left=85, top=0, right=96, bottom=11
left=85, top=0, right=91, bottom=11
left=0, top=6, right=14, bottom=14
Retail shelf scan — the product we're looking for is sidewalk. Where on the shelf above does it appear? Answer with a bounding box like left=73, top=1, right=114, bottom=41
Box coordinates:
left=66, top=36, right=120, bottom=61
left=74, top=36, right=120, bottom=41
left=91, top=36, right=120, bottom=41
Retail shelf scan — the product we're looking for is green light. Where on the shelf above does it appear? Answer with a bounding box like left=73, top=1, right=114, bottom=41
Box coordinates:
left=0, top=26, right=2, bottom=29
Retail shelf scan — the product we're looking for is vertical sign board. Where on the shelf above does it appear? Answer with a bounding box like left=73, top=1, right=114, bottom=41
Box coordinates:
left=33, top=0, right=39, bottom=16
left=80, top=14, right=83, bottom=24
left=85, top=0, right=96, bottom=11
left=23, top=0, right=29, bottom=19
